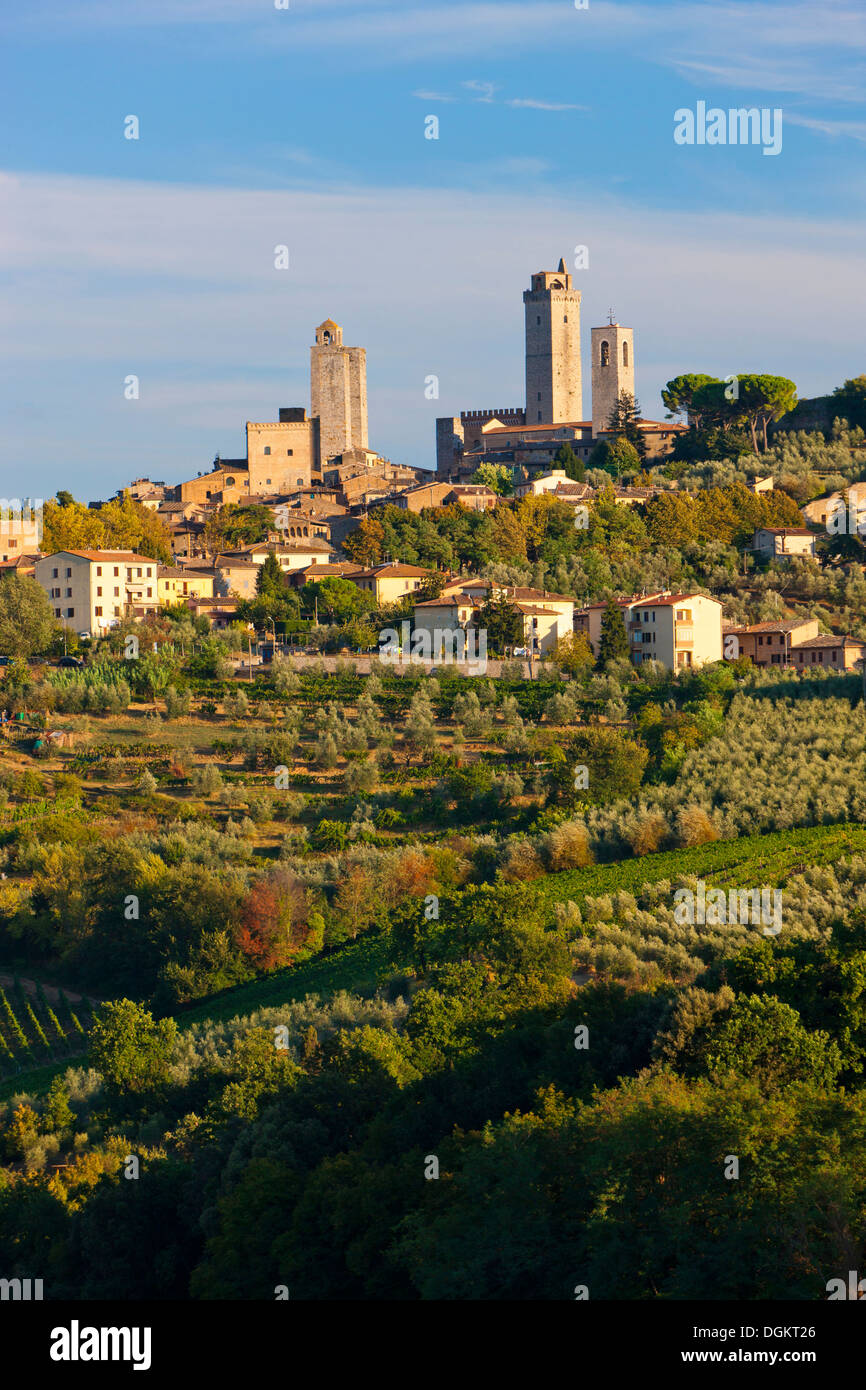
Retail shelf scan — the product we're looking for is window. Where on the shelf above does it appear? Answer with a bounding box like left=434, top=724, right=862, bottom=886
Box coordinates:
left=297, top=477, right=304, bottom=486
left=623, top=341, right=629, bottom=367
left=8, top=539, right=17, bottom=550
left=147, top=587, right=152, bottom=598
left=536, top=316, right=541, bottom=325
left=96, top=566, right=102, bottom=576
left=113, top=567, right=119, bottom=577
left=52, top=567, right=58, bottom=578
left=66, top=568, right=72, bottom=578
left=54, top=608, right=61, bottom=618
left=95, top=606, right=103, bottom=617
left=65, top=588, right=72, bottom=598
left=114, top=606, right=121, bottom=616
left=287, top=449, right=293, bottom=456
left=66, top=608, right=74, bottom=618
left=263, top=447, right=271, bottom=455
left=537, top=392, right=541, bottom=402
left=266, top=478, right=271, bottom=486
left=136, top=568, right=142, bottom=577
left=564, top=315, right=568, bottom=323
left=114, top=587, right=119, bottom=597
left=538, top=412, right=542, bottom=422
left=600, top=340, right=610, bottom=367
left=96, top=586, right=102, bottom=596
left=146, top=568, right=152, bottom=577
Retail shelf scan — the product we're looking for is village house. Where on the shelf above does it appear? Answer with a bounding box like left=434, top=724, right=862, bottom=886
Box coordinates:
left=349, top=562, right=435, bottom=606
left=34, top=550, right=160, bottom=633
left=791, top=635, right=865, bottom=671
left=157, top=565, right=216, bottom=605
left=723, top=618, right=864, bottom=672
left=578, top=591, right=722, bottom=670
left=751, top=527, right=817, bottom=559
left=414, top=578, right=574, bottom=657
left=723, top=618, right=820, bottom=665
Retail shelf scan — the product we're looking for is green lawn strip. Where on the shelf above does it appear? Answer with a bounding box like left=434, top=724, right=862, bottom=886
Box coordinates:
left=176, top=930, right=409, bottom=1028
left=534, top=822, right=866, bottom=910
left=0, top=1055, right=87, bottom=1105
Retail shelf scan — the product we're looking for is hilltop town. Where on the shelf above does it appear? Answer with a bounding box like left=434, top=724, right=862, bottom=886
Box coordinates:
left=3, top=258, right=865, bottom=674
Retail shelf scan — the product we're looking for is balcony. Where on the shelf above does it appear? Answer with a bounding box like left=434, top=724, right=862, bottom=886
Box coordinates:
left=676, top=624, right=694, bottom=648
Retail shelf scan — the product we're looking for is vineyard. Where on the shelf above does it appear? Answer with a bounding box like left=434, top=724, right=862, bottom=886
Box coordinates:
left=0, top=981, right=94, bottom=1081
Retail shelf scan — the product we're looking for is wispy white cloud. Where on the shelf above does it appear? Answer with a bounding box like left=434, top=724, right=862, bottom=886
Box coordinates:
left=462, top=79, right=498, bottom=103
left=506, top=98, right=585, bottom=111
left=784, top=114, right=866, bottom=143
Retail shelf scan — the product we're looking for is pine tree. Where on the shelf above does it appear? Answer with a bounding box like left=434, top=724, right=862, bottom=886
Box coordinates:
left=607, top=390, right=647, bottom=460
left=598, top=598, right=631, bottom=667
left=553, top=442, right=585, bottom=482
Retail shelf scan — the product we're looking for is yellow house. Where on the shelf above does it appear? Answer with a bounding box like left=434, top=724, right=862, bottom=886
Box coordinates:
left=628, top=593, right=723, bottom=669
left=157, top=566, right=215, bottom=605
left=350, top=562, right=436, bottom=606
left=34, top=550, right=159, bottom=633
left=579, top=591, right=722, bottom=670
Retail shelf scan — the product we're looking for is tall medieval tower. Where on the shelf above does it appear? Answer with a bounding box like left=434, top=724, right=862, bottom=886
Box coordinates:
left=523, top=258, right=582, bottom=424
left=310, top=319, right=369, bottom=464
left=591, top=320, right=635, bottom=436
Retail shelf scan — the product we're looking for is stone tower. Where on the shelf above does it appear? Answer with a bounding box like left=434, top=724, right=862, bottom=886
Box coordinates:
left=591, top=320, right=635, bottom=437
left=310, top=319, right=368, bottom=465
left=523, top=258, right=582, bottom=424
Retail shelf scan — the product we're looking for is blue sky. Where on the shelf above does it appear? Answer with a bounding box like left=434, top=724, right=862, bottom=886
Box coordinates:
left=1, top=0, right=864, bottom=498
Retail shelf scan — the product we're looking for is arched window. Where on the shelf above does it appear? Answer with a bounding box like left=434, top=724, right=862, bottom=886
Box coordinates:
left=600, top=340, right=610, bottom=367
left=225, top=476, right=235, bottom=487
left=296, top=477, right=304, bottom=486
left=323, top=332, right=331, bottom=345
left=623, top=341, right=629, bottom=367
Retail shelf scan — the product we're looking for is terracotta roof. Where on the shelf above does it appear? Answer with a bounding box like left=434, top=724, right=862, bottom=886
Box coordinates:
left=795, top=634, right=864, bottom=649
left=633, top=592, right=721, bottom=608
left=755, top=528, right=814, bottom=537
left=41, top=549, right=155, bottom=564
left=727, top=620, right=814, bottom=634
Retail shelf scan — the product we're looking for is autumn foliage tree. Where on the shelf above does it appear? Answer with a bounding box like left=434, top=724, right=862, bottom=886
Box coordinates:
left=236, top=871, right=312, bottom=970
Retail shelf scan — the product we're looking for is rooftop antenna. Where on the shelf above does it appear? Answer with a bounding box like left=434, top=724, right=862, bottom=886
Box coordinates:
left=607, top=307, right=616, bottom=325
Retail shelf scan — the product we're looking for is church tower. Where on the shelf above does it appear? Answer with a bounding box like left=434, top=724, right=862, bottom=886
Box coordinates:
left=310, top=318, right=368, bottom=465
left=523, top=258, right=582, bottom=424
left=591, top=319, right=635, bottom=437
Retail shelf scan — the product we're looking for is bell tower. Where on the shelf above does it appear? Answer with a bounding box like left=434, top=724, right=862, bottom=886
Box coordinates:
left=591, top=316, right=635, bottom=436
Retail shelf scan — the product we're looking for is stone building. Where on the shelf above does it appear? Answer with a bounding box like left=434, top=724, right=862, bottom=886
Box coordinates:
left=310, top=319, right=368, bottom=465
left=591, top=320, right=635, bottom=436
left=246, top=408, right=319, bottom=492
left=523, top=259, right=582, bottom=424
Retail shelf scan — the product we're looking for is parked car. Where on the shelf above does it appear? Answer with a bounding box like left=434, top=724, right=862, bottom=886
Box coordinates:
left=512, top=646, right=529, bottom=657
left=59, top=655, right=84, bottom=668
left=77, top=631, right=92, bottom=641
